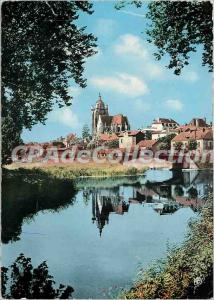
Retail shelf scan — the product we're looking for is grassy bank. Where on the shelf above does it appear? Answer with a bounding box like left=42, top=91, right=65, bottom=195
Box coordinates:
left=121, top=194, right=213, bottom=299
left=5, top=162, right=147, bottom=180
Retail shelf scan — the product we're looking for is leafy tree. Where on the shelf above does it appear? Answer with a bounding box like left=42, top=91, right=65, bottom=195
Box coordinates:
left=52, top=141, right=66, bottom=148
left=2, top=1, right=97, bottom=163
left=82, top=124, right=91, bottom=140
left=174, top=185, right=184, bottom=197
left=116, top=1, right=213, bottom=74
left=157, top=133, right=176, bottom=150
left=104, top=140, right=119, bottom=149
left=157, top=142, right=169, bottom=151
left=188, top=187, right=198, bottom=199
left=174, top=141, right=183, bottom=150
left=189, top=140, right=197, bottom=150
left=145, top=131, right=152, bottom=140
left=2, top=253, right=74, bottom=298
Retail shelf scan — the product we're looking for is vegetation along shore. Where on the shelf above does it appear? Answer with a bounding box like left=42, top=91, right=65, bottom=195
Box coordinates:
left=120, top=194, right=213, bottom=299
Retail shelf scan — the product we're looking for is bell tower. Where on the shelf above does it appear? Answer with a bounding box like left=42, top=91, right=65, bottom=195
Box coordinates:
left=91, top=93, right=108, bottom=136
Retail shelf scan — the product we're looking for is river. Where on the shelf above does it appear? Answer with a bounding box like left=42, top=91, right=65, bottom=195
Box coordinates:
left=2, top=169, right=213, bottom=298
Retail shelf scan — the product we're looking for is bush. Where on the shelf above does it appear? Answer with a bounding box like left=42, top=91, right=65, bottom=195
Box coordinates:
left=122, top=195, right=213, bottom=299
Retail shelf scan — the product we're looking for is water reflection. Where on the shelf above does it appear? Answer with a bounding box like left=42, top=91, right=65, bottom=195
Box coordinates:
left=2, top=174, right=77, bottom=244
left=78, top=170, right=212, bottom=236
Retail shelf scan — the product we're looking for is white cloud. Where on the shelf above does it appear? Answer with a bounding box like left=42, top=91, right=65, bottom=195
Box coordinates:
left=114, top=34, right=164, bottom=79
left=115, top=34, right=148, bottom=59
left=90, top=73, right=149, bottom=97
left=182, top=70, right=199, bottom=82
left=49, top=107, right=80, bottom=128
left=165, top=99, right=183, bottom=111
left=119, top=10, right=146, bottom=18
left=94, top=18, right=117, bottom=37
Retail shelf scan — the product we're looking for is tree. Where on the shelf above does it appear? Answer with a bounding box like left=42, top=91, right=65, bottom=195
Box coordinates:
left=157, top=142, right=168, bottom=151
left=145, top=131, right=152, bottom=140
left=116, top=1, right=213, bottom=74
left=157, top=133, right=176, bottom=150
left=174, top=185, right=184, bottom=197
left=2, top=253, right=74, bottom=298
left=104, top=140, right=119, bottom=149
left=2, top=1, right=97, bottom=163
left=189, top=140, right=197, bottom=150
left=174, top=141, right=183, bottom=150
left=82, top=124, right=91, bottom=141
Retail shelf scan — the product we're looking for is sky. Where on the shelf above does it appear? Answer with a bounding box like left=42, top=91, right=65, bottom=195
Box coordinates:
left=22, top=1, right=212, bottom=142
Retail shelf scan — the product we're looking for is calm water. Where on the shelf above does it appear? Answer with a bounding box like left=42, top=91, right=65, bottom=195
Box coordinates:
left=2, top=169, right=213, bottom=298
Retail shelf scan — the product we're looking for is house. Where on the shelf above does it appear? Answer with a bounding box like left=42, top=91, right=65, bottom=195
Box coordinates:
left=171, top=128, right=213, bottom=151
left=91, top=94, right=130, bottom=136
left=119, top=130, right=145, bottom=148
left=137, top=139, right=160, bottom=151
left=99, top=133, right=119, bottom=145
left=188, top=118, right=208, bottom=127
left=152, top=128, right=179, bottom=140
left=151, top=118, right=179, bottom=131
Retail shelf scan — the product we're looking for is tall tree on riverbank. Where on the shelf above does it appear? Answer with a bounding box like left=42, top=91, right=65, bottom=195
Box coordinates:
left=2, top=1, right=97, bottom=163
left=115, top=1, right=213, bottom=75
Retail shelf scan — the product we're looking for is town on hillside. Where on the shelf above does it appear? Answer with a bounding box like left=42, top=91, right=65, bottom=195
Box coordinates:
left=25, top=93, right=213, bottom=156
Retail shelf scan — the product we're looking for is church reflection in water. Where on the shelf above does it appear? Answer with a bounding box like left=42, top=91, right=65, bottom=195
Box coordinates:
left=91, top=189, right=129, bottom=236
left=80, top=170, right=212, bottom=237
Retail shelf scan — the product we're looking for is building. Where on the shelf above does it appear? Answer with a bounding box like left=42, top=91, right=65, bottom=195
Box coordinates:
left=152, top=128, right=179, bottom=140
left=188, top=118, right=208, bottom=127
left=137, top=139, right=160, bottom=151
left=91, top=94, right=130, bottom=136
left=171, top=128, right=213, bottom=151
left=119, top=130, right=145, bottom=148
left=151, top=118, right=179, bottom=131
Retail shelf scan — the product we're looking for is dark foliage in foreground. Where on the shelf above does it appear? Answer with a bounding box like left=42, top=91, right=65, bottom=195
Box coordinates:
left=2, top=168, right=77, bottom=243
left=2, top=253, right=74, bottom=298
left=121, top=194, right=213, bottom=299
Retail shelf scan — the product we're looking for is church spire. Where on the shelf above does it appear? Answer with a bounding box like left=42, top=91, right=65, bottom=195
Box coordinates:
left=98, top=92, right=102, bottom=100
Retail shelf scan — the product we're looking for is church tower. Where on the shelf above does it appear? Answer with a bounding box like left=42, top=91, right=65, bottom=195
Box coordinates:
left=91, top=93, right=108, bottom=136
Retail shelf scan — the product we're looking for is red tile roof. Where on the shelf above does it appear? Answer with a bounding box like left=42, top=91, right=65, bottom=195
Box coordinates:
left=99, top=133, right=119, bottom=141
left=153, top=118, right=178, bottom=124
left=138, top=140, right=158, bottom=148
left=119, top=130, right=143, bottom=137
left=172, top=128, right=213, bottom=142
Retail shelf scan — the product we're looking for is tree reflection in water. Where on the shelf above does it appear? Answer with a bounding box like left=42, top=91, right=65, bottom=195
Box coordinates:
left=2, top=253, right=74, bottom=299
left=2, top=169, right=77, bottom=244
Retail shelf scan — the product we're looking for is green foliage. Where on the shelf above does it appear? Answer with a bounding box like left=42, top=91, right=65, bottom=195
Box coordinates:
left=125, top=167, right=138, bottom=175
left=144, top=131, right=152, bottom=140
left=2, top=253, right=74, bottom=298
left=157, top=142, right=168, bottom=151
left=2, top=115, right=23, bottom=164
left=115, top=1, right=213, bottom=74
left=104, top=139, right=119, bottom=149
left=188, top=187, right=198, bottom=199
left=52, top=141, right=66, bottom=148
left=174, top=185, right=184, bottom=197
left=82, top=124, right=91, bottom=141
left=146, top=1, right=213, bottom=75
left=115, top=0, right=143, bottom=10
left=2, top=1, right=97, bottom=162
left=189, top=140, right=197, bottom=150
left=174, top=141, right=183, bottom=150
left=157, top=134, right=176, bottom=150
left=2, top=168, right=77, bottom=243
left=122, top=195, right=213, bottom=299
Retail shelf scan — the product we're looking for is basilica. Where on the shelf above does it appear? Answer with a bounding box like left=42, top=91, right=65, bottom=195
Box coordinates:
left=91, top=94, right=130, bottom=136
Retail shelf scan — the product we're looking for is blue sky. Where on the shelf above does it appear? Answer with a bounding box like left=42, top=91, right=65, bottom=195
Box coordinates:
left=22, top=1, right=212, bottom=142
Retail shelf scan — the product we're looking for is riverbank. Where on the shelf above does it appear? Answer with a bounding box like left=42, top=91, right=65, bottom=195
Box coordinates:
left=121, top=194, right=213, bottom=299
left=4, top=162, right=147, bottom=180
